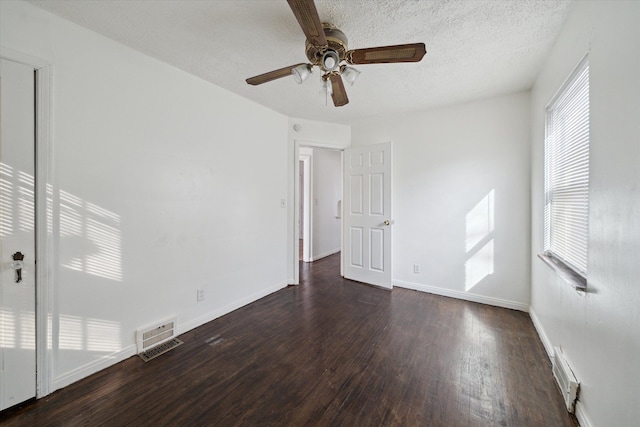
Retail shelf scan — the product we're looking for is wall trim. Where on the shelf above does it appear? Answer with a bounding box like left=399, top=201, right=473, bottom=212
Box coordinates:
left=52, top=280, right=287, bottom=392
left=52, top=345, right=137, bottom=391
left=179, top=281, right=288, bottom=334
left=311, top=248, right=340, bottom=262
left=575, top=401, right=591, bottom=427
left=394, top=279, right=529, bottom=312
left=529, top=307, right=591, bottom=427
left=528, top=307, right=553, bottom=360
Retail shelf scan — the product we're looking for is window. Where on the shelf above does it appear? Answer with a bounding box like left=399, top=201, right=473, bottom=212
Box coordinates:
left=543, top=57, right=590, bottom=283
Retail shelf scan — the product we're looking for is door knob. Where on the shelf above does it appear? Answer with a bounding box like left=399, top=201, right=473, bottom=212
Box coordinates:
left=11, top=252, right=24, bottom=283
left=383, top=220, right=390, bottom=226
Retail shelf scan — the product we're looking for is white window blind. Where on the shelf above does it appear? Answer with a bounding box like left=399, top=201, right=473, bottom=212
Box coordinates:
left=544, top=57, right=590, bottom=277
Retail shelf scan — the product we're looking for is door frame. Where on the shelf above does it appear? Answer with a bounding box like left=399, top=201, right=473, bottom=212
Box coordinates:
left=299, top=154, right=311, bottom=262
left=1, top=47, right=54, bottom=398
left=292, top=140, right=344, bottom=284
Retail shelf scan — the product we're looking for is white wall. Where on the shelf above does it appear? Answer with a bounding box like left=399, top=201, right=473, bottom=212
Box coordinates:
left=311, top=148, right=341, bottom=260
left=352, top=92, right=531, bottom=311
left=1, top=1, right=289, bottom=390
left=530, top=2, right=640, bottom=426
left=287, top=118, right=350, bottom=282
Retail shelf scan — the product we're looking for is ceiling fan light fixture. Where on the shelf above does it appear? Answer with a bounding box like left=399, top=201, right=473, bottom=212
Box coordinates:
left=341, top=66, right=361, bottom=86
left=321, top=50, right=340, bottom=72
left=292, top=64, right=312, bottom=84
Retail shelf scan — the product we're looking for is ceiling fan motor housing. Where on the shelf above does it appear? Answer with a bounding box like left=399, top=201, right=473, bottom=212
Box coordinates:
left=305, top=23, right=348, bottom=69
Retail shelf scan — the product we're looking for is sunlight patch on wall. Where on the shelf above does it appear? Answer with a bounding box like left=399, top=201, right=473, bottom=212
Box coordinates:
left=465, top=190, right=495, bottom=291
left=1, top=308, right=122, bottom=369
left=59, top=314, right=122, bottom=353
left=465, top=190, right=494, bottom=251
left=60, top=190, right=123, bottom=282
left=86, top=318, right=122, bottom=353
left=59, top=314, right=83, bottom=351
left=1, top=309, right=121, bottom=364
left=1, top=162, right=123, bottom=281
left=465, top=240, right=495, bottom=291
left=1, top=164, right=124, bottom=359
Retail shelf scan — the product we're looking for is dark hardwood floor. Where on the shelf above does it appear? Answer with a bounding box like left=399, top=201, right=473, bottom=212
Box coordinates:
left=1, top=253, right=577, bottom=426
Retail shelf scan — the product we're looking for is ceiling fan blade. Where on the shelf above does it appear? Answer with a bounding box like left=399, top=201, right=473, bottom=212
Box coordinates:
left=287, top=0, right=328, bottom=49
left=348, top=43, right=426, bottom=65
left=246, top=63, right=306, bottom=85
left=329, top=74, right=348, bottom=107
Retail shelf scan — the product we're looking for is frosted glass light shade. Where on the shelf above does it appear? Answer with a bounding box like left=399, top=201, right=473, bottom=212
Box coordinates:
left=342, top=66, right=361, bottom=86
left=292, top=64, right=312, bottom=84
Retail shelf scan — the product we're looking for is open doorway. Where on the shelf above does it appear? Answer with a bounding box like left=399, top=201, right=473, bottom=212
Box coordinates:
left=294, top=143, right=343, bottom=283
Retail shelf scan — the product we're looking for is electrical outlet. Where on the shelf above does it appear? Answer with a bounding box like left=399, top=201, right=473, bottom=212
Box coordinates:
left=413, top=264, right=420, bottom=274
left=197, top=289, right=205, bottom=302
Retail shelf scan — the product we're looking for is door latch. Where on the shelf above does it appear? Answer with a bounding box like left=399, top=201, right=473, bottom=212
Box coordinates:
left=11, top=252, right=24, bottom=283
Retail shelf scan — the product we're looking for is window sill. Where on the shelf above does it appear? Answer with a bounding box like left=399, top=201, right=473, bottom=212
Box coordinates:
left=537, top=254, right=587, bottom=290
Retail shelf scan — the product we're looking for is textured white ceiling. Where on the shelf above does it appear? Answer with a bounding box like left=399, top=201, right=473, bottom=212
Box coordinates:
left=27, top=0, right=574, bottom=124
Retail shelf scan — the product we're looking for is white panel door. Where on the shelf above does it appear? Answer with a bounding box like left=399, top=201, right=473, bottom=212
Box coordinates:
left=0, top=58, right=36, bottom=410
left=343, top=142, right=392, bottom=288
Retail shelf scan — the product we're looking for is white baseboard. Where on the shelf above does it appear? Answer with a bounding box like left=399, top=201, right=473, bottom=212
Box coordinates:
left=528, top=307, right=553, bottom=361
left=575, top=400, right=591, bottom=427
left=529, top=308, right=591, bottom=427
left=311, top=248, right=340, bottom=262
left=51, top=280, right=287, bottom=393
left=179, top=280, right=288, bottom=334
left=393, top=279, right=529, bottom=312
left=52, top=345, right=137, bottom=392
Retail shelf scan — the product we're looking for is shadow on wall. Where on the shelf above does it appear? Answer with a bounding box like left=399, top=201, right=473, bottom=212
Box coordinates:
left=0, top=162, right=123, bottom=354
left=465, top=190, right=495, bottom=291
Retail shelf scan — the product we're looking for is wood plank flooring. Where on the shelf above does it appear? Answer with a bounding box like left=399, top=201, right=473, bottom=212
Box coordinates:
left=1, top=253, right=578, bottom=426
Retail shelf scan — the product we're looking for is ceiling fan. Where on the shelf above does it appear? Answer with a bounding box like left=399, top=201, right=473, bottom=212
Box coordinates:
left=246, top=0, right=427, bottom=107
